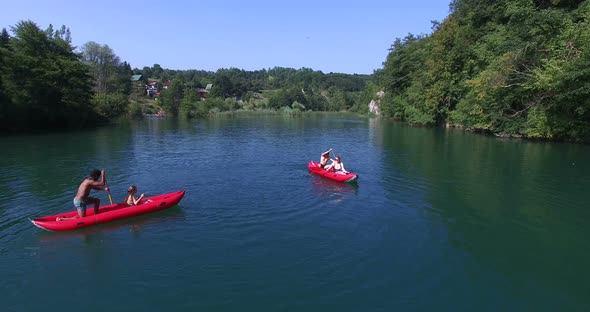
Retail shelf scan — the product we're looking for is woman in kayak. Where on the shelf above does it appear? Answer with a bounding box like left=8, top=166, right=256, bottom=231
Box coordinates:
left=125, top=185, right=145, bottom=206
left=319, top=148, right=333, bottom=168
left=325, top=156, right=349, bottom=174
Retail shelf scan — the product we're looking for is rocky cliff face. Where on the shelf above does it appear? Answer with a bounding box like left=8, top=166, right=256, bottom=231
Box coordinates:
left=369, top=91, right=384, bottom=115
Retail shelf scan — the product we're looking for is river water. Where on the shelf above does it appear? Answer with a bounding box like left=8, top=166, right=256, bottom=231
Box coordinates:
left=1, top=115, right=589, bottom=311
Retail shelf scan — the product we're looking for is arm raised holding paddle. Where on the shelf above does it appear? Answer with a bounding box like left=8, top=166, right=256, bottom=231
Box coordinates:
left=319, top=148, right=333, bottom=168
left=58, top=169, right=110, bottom=221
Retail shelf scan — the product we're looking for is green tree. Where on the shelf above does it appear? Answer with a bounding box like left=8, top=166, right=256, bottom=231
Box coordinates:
left=378, top=0, right=590, bottom=141
left=91, top=93, right=128, bottom=119
left=0, top=20, right=95, bottom=132
left=81, top=41, right=130, bottom=96
left=159, top=79, right=183, bottom=116
left=0, top=28, right=9, bottom=46
left=210, top=74, right=234, bottom=98
left=152, top=64, right=163, bottom=79
left=179, top=88, right=199, bottom=118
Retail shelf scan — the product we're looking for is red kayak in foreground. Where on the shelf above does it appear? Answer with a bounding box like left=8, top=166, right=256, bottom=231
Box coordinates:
left=31, top=190, right=185, bottom=231
left=308, top=161, right=358, bottom=183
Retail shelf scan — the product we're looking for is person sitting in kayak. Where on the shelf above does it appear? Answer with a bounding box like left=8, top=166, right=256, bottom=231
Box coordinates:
left=319, top=148, right=333, bottom=168
left=57, top=169, right=109, bottom=221
left=325, top=156, right=349, bottom=174
left=125, top=185, right=146, bottom=206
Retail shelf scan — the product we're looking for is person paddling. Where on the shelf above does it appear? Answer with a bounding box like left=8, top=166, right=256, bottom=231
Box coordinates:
left=325, top=156, right=349, bottom=174
left=319, top=148, right=333, bottom=168
left=57, top=169, right=109, bottom=221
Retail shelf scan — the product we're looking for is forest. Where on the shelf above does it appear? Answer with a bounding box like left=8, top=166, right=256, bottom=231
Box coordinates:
left=1, top=0, right=590, bottom=142
left=138, top=66, right=373, bottom=118
left=378, top=0, right=590, bottom=142
left=0, top=20, right=372, bottom=133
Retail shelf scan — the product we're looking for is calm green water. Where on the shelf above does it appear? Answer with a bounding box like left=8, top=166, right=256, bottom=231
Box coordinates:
left=1, top=116, right=589, bottom=311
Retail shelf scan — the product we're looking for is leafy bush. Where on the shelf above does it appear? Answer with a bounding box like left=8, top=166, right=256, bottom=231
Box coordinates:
left=91, top=93, right=128, bottom=119
left=128, top=101, right=143, bottom=119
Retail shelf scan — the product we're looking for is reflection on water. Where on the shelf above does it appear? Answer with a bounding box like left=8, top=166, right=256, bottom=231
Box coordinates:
left=309, top=174, right=358, bottom=205
left=36, top=207, right=186, bottom=243
left=380, top=120, right=590, bottom=306
left=1, top=116, right=590, bottom=311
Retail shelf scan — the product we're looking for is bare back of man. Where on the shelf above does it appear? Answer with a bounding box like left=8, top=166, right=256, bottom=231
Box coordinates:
left=319, top=148, right=333, bottom=168
left=57, top=169, right=108, bottom=221
left=75, top=178, right=102, bottom=201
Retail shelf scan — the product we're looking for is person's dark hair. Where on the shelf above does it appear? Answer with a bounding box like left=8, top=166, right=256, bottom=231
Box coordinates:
left=89, top=169, right=101, bottom=181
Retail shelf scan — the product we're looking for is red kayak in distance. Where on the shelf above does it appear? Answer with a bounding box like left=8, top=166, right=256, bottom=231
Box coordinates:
left=31, top=190, right=185, bottom=231
left=308, top=161, right=358, bottom=183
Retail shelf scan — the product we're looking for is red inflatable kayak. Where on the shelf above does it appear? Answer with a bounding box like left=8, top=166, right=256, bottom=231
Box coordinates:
left=308, top=161, right=358, bottom=183
left=31, top=190, right=185, bottom=231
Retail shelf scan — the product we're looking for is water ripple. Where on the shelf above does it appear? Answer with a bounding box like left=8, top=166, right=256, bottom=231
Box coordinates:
left=1, top=117, right=590, bottom=310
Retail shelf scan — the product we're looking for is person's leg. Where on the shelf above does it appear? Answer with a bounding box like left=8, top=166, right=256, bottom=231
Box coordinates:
left=87, top=197, right=100, bottom=215
left=57, top=199, right=84, bottom=221
left=73, top=198, right=87, bottom=217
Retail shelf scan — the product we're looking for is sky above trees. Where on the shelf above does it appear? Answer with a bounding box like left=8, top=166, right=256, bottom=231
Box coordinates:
left=1, top=0, right=451, bottom=74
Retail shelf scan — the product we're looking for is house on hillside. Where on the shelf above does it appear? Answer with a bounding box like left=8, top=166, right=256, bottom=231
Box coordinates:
left=163, top=81, right=172, bottom=89
left=196, top=83, right=213, bottom=98
left=146, top=81, right=160, bottom=97
left=131, top=75, right=144, bottom=94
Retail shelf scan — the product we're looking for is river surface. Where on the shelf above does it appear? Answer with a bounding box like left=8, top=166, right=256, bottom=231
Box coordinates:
left=1, top=115, right=589, bottom=311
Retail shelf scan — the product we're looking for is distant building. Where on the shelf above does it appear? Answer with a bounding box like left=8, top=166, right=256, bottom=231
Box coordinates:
left=196, top=83, right=213, bottom=98
left=146, top=81, right=160, bottom=97
left=131, top=74, right=143, bottom=81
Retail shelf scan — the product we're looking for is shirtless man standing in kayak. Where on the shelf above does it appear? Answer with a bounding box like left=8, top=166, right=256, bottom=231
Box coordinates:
left=57, top=169, right=110, bottom=221
left=319, top=148, right=333, bottom=168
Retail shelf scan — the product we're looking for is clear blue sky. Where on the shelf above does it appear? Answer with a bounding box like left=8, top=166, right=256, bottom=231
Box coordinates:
left=1, top=0, right=451, bottom=74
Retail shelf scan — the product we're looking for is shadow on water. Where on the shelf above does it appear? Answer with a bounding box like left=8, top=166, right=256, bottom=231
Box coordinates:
left=36, top=206, right=186, bottom=243
left=381, top=120, right=590, bottom=307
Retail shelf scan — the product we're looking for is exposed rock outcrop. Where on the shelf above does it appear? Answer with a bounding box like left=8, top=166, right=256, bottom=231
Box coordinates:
left=369, top=90, right=384, bottom=116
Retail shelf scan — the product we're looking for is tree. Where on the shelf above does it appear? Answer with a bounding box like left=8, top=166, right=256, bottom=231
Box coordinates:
left=210, top=74, right=234, bottom=98
left=179, top=88, right=199, bottom=118
left=80, top=41, right=126, bottom=94
left=378, top=0, right=590, bottom=141
left=159, top=79, right=183, bottom=116
left=0, top=28, right=10, bottom=47
left=0, top=20, right=95, bottom=132
left=152, top=64, right=164, bottom=79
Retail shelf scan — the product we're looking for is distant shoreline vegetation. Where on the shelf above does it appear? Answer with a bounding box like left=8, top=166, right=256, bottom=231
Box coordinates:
left=2, top=0, right=590, bottom=144
left=211, top=109, right=366, bottom=119
left=0, top=20, right=374, bottom=134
